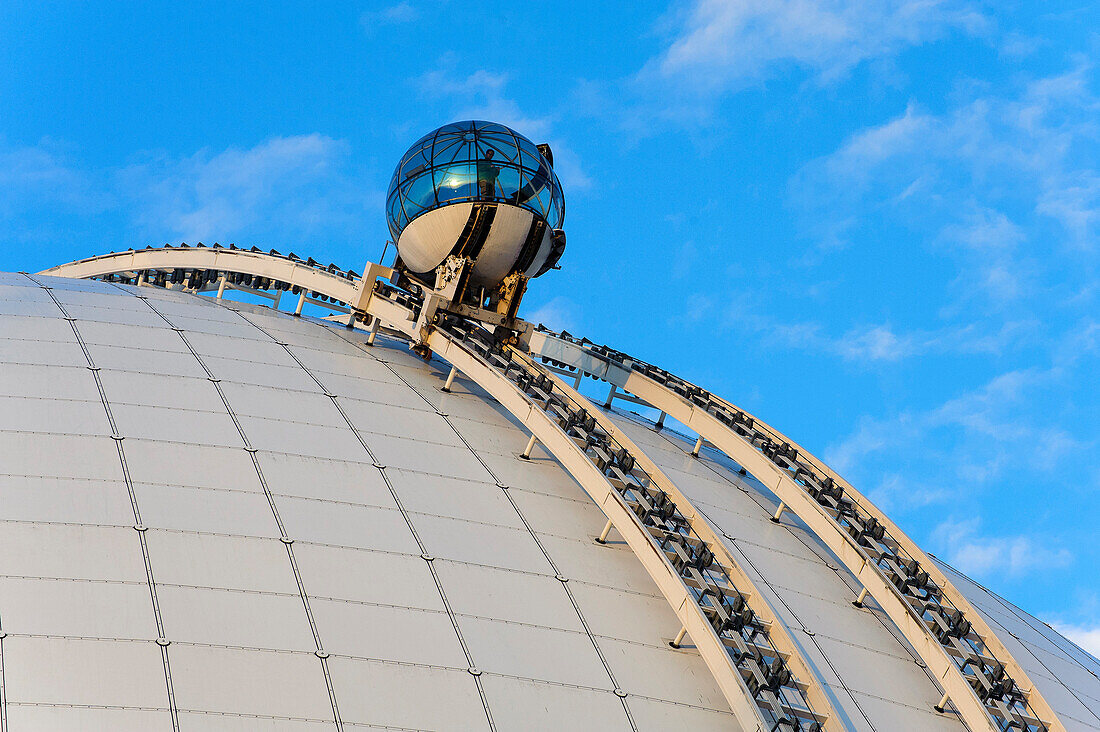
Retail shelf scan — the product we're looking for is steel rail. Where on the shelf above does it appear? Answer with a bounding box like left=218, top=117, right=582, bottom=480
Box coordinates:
left=527, top=330, right=1060, bottom=732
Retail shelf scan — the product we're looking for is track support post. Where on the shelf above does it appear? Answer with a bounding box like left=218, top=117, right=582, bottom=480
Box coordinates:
left=595, top=519, right=613, bottom=544
left=442, top=366, right=458, bottom=393
left=520, top=434, right=538, bottom=460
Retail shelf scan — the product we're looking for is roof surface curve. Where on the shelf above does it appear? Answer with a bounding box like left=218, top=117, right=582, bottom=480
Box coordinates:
left=0, top=273, right=1096, bottom=731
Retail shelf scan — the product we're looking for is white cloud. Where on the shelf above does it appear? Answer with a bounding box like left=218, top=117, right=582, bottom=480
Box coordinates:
left=524, top=296, right=580, bottom=334
left=933, top=518, right=1073, bottom=577
left=645, top=0, right=987, bottom=92
left=1054, top=623, right=1100, bottom=660
left=794, top=62, right=1100, bottom=299
left=118, top=134, right=377, bottom=243
left=0, top=139, right=111, bottom=218
left=738, top=312, right=1036, bottom=364
left=824, top=367, right=1073, bottom=497
left=361, top=2, right=419, bottom=30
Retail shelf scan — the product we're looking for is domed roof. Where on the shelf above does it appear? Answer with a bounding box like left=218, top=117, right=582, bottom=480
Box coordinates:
left=1, top=271, right=1097, bottom=731
left=386, top=120, right=564, bottom=242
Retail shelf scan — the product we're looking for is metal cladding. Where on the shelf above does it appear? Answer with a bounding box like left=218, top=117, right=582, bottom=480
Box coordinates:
left=386, top=121, right=566, bottom=286
left=6, top=254, right=1100, bottom=731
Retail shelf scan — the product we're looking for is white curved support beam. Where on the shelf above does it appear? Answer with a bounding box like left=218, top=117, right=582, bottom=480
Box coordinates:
left=40, top=247, right=366, bottom=308
left=529, top=331, right=1061, bottom=732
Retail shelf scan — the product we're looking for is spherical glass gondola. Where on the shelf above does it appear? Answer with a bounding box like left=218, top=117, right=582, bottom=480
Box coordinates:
left=386, top=120, right=565, bottom=243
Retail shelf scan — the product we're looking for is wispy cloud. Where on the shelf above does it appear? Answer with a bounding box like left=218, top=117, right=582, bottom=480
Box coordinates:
left=793, top=62, right=1100, bottom=307
left=825, top=367, right=1080, bottom=496
left=118, top=134, right=377, bottom=244
left=525, top=295, right=581, bottom=334
left=0, top=134, right=379, bottom=250
left=0, top=139, right=113, bottom=235
left=641, top=0, right=987, bottom=94
left=722, top=297, right=1038, bottom=363
left=1053, top=624, right=1100, bottom=660
left=933, top=518, right=1073, bottom=578
left=361, top=2, right=419, bottom=31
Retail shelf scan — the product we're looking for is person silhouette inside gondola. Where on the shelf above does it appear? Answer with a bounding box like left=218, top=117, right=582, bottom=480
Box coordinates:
left=476, top=149, right=500, bottom=200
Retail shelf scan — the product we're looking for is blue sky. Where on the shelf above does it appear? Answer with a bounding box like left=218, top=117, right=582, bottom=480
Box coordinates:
left=2, top=1, right=1098, bottom=650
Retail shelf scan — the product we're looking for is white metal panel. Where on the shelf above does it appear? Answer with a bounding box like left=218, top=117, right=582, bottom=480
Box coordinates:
left=600, top=636, right=732, bottom=710
left=216, top=381, right=345, bottom=426
left=110, top=403, right=243, bottom=447
left=0, top=432, right=123, bottom=480
left=304, top=369, right=429, bottom=409
left=277, top=496, right=421, bottom=554
left=200, top=355, right=320, bottom=391
left=444, top=412, right=538, bottom=456
left=456, top=615, right=613, bottom=689
left=0, top=394, right=110, bottom=435
left=173, top=714, right=333, bottom=732
left=84, top=341, right=209, bottom=377
left=66, top=303, right=166, bottom=327
left=534, top=532, right=660, bottom=596
left=234, top=415, right=365, bottom=460
left=628, top=696, right=740, bottom=732
left=385, top=468, right=526, bottom=529
left=292, top=543, right=445, bottom=611
left=0, top=577, right=157, bottom=640
left=256, top=451, right=397, bottom=508
left=567, top=580, right=684, bottom=646
left=156, top=585, right=316, bottom=652
left=75, top=319, right=194, bottom=351
left=0, top=523, right=146, bottom=582
left=0, top=476, right=133, bottom=525
left=98, top=370, right=228, bottom=413
left=4, top=706, right=173, bottom=732
left=327, top=657, right=488, bottom=730
left=336, top=397, right=466, bottom=447
left=480, top=675, right=632, bottom=732
left=122, top=439, right=261, bottom=492
left=183, top=329, right=290, bottom=363
left=433, top=559, right=587, bottom=633
left=366, top=433, right=490, bottom=482
left=168, top=645, right=333, bottom=721
left=144, top=530, right=301, bottom=595
left=412, top=512, right=555, bottom=575
left=132, top=483, right=280, bottom=538
left=0, top=335, right=89, bottom=367
left=309, top=598, right=469, bottom=667
left=166, top=314, right=266, bottom=339
left=0, top=362, right=101, bottom=400
left=507, top=486, right=612, bottom=539
left=3, top=636, right=169, bottom=709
